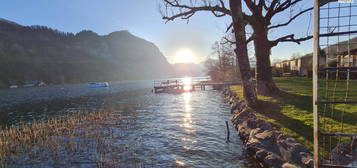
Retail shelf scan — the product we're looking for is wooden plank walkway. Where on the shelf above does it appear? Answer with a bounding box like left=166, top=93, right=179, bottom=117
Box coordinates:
left=152, top=78, right=240, bottom=93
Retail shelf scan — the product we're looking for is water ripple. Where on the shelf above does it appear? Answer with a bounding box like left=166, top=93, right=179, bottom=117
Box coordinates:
left=0, top=82, right=253, bottom=167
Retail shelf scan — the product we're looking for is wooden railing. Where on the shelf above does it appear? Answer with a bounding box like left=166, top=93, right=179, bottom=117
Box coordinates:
left=153, top=77, right=211, bottom=87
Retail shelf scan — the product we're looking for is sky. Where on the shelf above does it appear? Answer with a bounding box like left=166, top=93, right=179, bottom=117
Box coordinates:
left=0, top=0, right=317, bottom=64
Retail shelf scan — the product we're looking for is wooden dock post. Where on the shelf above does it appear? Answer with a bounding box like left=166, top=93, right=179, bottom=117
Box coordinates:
left=313, top=0, right=320, bottom=167
left=153, top=79, right=241, bottom=94
left=226, top=121, right=230, bottom=143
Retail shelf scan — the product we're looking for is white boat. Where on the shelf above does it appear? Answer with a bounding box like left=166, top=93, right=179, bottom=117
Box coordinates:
left=38, top=82, right=46, bottom=87
left=87, top=82, right=109, bottom=88
left=23, top=81, right=46, bottom=88
left=9, top=85, right=18, bottom=89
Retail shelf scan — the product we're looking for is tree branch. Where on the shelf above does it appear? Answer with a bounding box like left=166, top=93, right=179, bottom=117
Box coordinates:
left=265, top=0, right=303, bottom=21
left=268, top=7, right=313, bottom=30
left=244, top=0, right=257, bottom=14
left=265, top=0, right=281, bottom=19
left=226, top=23, right=233, bottom=33
left=320, top=0, right=338, bottom=6
left=222, top=36, right=236, bottom=44
left=275, top=0, right=302, bottom=14
left=257, top=0, right=264, bottom=12
left=269, top=29, right=357, bottom=47
left=270, top=34, right=313, bottom=47
left=162, top=0, right=253, bottom=27
left=162, top=0, right=231, bottom=22
left=246, top=35, right=254, bottom=43
left=221, top=34, right=254, bottom=45
left=262, top=0, right=269, bottom=11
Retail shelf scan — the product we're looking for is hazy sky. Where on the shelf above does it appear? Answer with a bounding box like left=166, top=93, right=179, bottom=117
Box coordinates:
left=0, top=0, right=316, bottom=64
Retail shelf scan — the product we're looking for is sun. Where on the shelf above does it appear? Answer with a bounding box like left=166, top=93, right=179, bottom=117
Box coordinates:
left=174, top=48, right=195, bottom=63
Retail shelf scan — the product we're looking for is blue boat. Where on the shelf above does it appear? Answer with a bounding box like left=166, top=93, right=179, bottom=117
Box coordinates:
left=87, top=82, right=109, bottom=88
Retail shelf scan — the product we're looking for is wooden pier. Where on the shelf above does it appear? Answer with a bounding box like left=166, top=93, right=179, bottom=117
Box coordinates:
left=153, top=78, right=240, bottom=94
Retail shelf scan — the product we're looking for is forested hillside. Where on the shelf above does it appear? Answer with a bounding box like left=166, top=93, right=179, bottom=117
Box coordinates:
left=0, top=18, right=175, bottom=86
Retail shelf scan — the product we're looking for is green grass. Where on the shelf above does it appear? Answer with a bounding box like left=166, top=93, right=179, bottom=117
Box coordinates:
left=231, top=77, right=357, bottom=154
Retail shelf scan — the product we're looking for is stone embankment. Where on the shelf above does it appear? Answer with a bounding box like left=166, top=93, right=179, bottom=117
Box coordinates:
left=222, top=89, right=313, bottom=168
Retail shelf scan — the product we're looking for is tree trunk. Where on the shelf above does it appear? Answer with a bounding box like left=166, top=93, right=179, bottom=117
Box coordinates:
left=229, top=0, right=257, bottom=107
left=252, top=25, right=279, bottom=96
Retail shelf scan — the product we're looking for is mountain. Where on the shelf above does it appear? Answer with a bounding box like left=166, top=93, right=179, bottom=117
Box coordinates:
left=0, top=18, right=175, bottom=85
left=171, top=63, right=205, bottom=77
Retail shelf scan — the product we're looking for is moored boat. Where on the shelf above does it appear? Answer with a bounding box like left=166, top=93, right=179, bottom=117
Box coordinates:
left=87, top=82, right=109, bottom=88
left=9, top=85, right=18, bottom=89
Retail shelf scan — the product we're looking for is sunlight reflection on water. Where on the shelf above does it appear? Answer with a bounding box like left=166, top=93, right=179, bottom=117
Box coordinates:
left=183, top=77, right=192, bottom=91
left=183, top=92, right=193, bottom=132
left=1, top=80, right=254, bottom=167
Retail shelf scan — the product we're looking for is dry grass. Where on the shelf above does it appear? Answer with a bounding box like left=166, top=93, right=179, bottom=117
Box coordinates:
left=0, top=108, right=135, bottom=167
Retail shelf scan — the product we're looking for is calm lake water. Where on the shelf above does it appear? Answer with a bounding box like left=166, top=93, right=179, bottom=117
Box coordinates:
left=0, top=80, right=254, bottom=167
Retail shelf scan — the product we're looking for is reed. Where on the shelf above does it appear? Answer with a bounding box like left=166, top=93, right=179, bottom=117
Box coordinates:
left=0, top=108, right=126, bottom=167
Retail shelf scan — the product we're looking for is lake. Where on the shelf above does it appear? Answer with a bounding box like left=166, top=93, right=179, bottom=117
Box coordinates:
left=0, top=80, right=255, bottom=167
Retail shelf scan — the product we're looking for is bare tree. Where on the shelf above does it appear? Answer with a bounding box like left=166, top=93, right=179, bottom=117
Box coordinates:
left=243, top=0, right=312, bottom=96
left=205, top=59, right=225, bottom=82
left=229, top=0, right=257, bottom=105
left=211, top=40, right=236, bottom=71
left=161, top=0, right=257, bottom=105
left=211, top=41, right=223, bottom=70
left=160, top=0, right=313, bottom=96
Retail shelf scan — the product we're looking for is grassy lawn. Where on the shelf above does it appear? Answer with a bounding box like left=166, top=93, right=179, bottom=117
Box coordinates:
left=231, top=77, right=357, bottom=153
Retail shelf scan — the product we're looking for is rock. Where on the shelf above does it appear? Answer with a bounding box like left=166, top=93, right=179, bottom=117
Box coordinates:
left=237, top=118, right=260, bottom=140
left=225, top=88, right=312, bottom=168
left=256, top=149, right=269, bottom=161
left=277, top=140, right=301, bottom=164
left=262, top=153, right=285, bottom=168
left=222, top=89, right=229, bottom=95
left=229, top=98, right=234, bottom=104
left=237, top=100, right=247, bottom=112
left=331, top=142, right=354, bottom=165
left=256, top=119, right=273, bottom=131
left=248, top=130, right=280, bottom=154
left=282, top=163, right=298, bottom=168
left=235, top=107, right=257, bottom=122
left=305, top=159, right=314, bottom=168
left=253, top=129, right=273, bottom=139
left=300, top=152, right=313, bottom=168
left=230, top=102, right=238, bottom=113
left=352, top=137, right=357, bottom=149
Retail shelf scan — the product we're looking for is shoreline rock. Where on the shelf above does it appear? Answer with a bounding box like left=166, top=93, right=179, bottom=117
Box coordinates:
left=222, top=88, right=313, bottom=168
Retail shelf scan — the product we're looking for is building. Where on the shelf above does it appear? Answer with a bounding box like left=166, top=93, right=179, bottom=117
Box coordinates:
left=273, top=38, right=357, bottom=77
left=273, top=53, right=323, bottom=77
left=296, top=54, right=313, bottom=77
left=338, top=48, right=357, bottom=67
